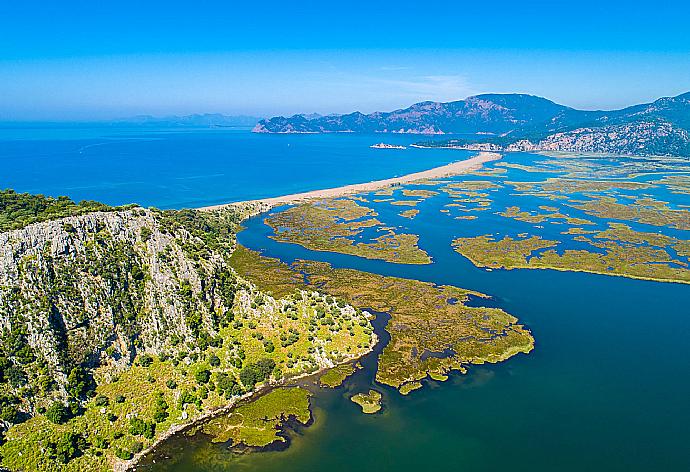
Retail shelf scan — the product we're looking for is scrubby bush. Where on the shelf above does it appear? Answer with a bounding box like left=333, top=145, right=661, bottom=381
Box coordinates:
left=45, top=401, right=70, bottom=424
left=195, top=369, right=211, bottom=384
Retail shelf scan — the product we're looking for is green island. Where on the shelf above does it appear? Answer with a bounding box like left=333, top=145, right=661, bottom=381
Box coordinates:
left=398, top=209, right=420, bottom=219
left=567, top=195, right=690, bottom=231
left=265, top=197, right=431, bottom=264
left=350, top=390, right=382, bottom=414
left=0, top=191, right=374, bottom=471
left=498, top=205, right=595, bottom=226
left=229, top=246, right=535, bottom=394
left=452, top=224, right=690, bottom=284
left=318, top=363, right=359, bottom=388
left=194, top=387, right=311, bottom=447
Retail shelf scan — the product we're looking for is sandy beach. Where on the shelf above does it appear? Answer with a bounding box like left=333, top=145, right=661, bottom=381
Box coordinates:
left=199, top=151, right=501, bottom=210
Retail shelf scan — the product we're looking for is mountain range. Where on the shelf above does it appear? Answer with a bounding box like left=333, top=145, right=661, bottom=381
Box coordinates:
left=253, top=92, right=690, bottom=157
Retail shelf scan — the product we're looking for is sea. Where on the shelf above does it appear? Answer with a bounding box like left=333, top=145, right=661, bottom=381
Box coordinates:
left=2, top=126, right=689, bottom=472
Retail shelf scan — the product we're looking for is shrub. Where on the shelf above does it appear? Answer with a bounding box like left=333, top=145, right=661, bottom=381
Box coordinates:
left=195, top=369, right=211, bottom=384
left=115, top=448, right=133, bottom=460
left=45, top=401, right=70, bottom=424
left=94, top=395, right=109, bottom=407
left=50, top=432, right=85, bottom=464
left=129, top=418, right=156, bottom=439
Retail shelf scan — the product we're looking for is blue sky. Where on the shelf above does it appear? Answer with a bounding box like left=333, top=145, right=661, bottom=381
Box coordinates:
left=1, top=0, right=689, bottom=120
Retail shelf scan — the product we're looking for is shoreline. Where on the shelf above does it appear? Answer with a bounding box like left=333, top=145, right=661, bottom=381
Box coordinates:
left=198, top=151, right=501, bottom=211
left=125, top=150, right=496, bottom=470
left=121, top=331, right=379, bottom=471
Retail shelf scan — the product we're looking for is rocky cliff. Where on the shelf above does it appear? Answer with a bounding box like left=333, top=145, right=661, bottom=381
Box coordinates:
left=0, top=208, right=238, bottom=412
left=0, top=200, right=375, bottom=471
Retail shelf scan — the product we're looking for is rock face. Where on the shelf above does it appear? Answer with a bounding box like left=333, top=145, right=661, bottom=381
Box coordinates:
left=254, top=92, right=690, bottom=156
left=0, top=208, right=238, bottom=409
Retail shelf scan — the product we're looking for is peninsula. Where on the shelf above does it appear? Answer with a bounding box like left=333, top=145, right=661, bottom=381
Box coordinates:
left=200, top=152, right=501, bottom=211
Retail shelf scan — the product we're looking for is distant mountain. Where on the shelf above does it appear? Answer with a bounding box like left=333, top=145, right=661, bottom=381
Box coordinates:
left=254, top=92, right=690, bottom=156
left=116, top=113, right=262, bottom=127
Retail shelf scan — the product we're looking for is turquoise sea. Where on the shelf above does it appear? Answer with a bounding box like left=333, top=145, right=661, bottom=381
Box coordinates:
left=0, top=126, right=470, bottom=209
left=3, top=128, right=689, bottom=471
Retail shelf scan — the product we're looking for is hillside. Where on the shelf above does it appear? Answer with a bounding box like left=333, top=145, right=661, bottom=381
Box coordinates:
left=0, top=192, right=374, bottom=471
left=254, top=92, right=690, bottom=156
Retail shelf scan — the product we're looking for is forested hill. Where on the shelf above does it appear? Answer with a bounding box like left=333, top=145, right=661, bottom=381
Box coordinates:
left=254, top=92, right=690, bottom=157
left=0, top=191, right=373, bottom=471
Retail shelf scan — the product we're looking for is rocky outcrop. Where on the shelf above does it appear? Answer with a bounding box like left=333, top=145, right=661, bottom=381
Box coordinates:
left=0, top=208, right=239, bottom=410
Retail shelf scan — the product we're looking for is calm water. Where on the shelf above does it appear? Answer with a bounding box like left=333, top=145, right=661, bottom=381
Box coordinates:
left=147, top=151, right=690, bottom=471
left=4, top=128, right=688, bottom=471
left=0, top=126, right=469, bottom=209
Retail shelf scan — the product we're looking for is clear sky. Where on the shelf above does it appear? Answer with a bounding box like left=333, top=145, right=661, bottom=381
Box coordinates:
left=1, top=0, right=689, bottom=120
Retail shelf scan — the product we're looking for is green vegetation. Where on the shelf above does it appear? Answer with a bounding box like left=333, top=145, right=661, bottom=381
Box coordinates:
left=265, top=197, right=431, bottom=264
left=452, top=235, right=559, bottom=268
left=568, top=196, right=690, bottom=231
left=0, top=189, right=133, bottom=232
left=318, top=363, right=358, bottom=388
left=230, top=246, right=534, bottom=394
left=498, top=205, right=594, bottom=226
left=196, top=387, right=311, bottom=447
left=399, top=209, right=420, bottom=219
left=452, top=224, right=690, bottom=284
left=0, top=201, right=373, bottom=471
left=350, top=389, right=382, bottom=414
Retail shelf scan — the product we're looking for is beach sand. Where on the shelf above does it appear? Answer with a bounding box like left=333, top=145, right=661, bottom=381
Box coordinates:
left=199, top=151, right=501, bottom=210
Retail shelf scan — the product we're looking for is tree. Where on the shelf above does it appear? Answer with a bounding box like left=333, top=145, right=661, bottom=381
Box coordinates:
left=239, top=359, right=276, bottom=389
left=67, top=366, right=95, bottom=400
left=152, top=394, right=169, bottom=423
left=129, top=417, right=155, bottom=439
left=45, top=401, right=70, bottom=424
left=195, top=369, right=211, bottom=384
left=208, top=354, right=220, bottom=367
left=0, top=394, right=21, bottom=424
left=0, top=405, right=19, bottom=424
left=255, top=358, right=276, bottom=378
left=215, top=372, right=236, bottom=396
left=50, top=432, right=85, bottom=463
left=239, top=364, right=261, bottom=389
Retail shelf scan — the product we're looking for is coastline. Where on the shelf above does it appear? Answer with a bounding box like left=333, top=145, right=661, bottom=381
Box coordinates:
left=198, top=151, right=501, bottom=211
left=122, top=151, right=497, bottom=470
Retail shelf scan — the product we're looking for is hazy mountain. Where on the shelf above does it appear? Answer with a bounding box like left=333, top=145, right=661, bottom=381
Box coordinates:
left=116, top=113, right=262, bottom=127
left=254, top=92, right=690, bottom=156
